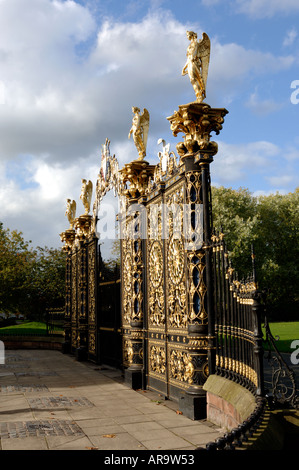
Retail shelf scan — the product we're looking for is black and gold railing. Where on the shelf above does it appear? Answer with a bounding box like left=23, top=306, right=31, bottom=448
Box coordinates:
left=204, top=231, right=267, bottom=450
left=211, top=231, right=264, bottom=397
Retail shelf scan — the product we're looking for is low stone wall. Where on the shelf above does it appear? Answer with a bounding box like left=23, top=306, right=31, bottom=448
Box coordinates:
left=0, top=336, right=63, bottom=351
left=203, top=374, right=256, bottom=430
left=203, top=375, right=299, bottom=450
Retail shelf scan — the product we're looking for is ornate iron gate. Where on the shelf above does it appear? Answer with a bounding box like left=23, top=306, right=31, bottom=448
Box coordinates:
left=145, top=170, right=202, bottom=400
left=61, top=226, right=98, bottom=363
left=60, top=139, right=122, bottom=366
left=119, top=98, right=228, bottom=419
left=60, top=30, right=268, bottom=420
left=60, top=102, right=228, bottom=418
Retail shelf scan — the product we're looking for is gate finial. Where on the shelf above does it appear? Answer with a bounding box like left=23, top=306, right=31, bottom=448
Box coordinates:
left=80, top=179, right=93, bottom=215
left=182, top=31, right=210, bottom=103
left=65, top=198, right=76, bottom=229
left=128, top=106, right=150, bottom=160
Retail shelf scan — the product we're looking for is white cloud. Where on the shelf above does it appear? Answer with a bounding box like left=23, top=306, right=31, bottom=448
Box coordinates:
left=235, top=0, right=299, bottom=18
left=0, top=7, right=193, bottom=164
left=207, top=40, right=294, bottom=106
left=0, top=1, right=297, bottom=249
left=253, top=189, right=288, bottom=197
left=266, top=174, right=295, bottom=186
left=245, top=90, right=283, bottom=116
left=284, top=146, right=299, bottom=161
left=213, top=140, right=280, bottom=184
left=0, top=153, right=100, bottom=247
left=283, top=27, right=298, bottom=47
left=212, top=140, right=299, bottom=196
left=0, top=3, right=294, bottom=163
left=201, top=0, right=221, bottom=5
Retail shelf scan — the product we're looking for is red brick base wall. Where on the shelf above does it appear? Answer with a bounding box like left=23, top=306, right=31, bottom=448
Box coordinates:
left=206, top=391, right=242, bottom=430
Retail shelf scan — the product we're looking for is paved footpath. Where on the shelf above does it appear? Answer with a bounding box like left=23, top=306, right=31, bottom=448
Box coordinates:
left=0, top=349, right=224, bottom=451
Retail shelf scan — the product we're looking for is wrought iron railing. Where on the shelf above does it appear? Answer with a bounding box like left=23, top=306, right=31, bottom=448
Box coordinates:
left=211, top=231, right=264, bottom=396
left=205, top=231, right=298, bottom=450
left=203, top=232, right=268, bottom=450
left=46, top=308, right=65, bottom=336
left=263, top=317, right=298, bottom=410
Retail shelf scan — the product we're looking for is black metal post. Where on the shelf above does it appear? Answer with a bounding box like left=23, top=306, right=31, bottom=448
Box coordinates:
left=201, top=159, right=216, bottom=376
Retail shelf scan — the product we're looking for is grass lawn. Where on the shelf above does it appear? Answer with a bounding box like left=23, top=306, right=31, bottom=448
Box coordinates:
left=262, top=321, right=299, bottom=353
left=0, top=321, right=48, bottom=335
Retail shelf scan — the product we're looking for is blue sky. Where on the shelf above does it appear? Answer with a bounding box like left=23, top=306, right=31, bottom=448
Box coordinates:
left=0, top=0, right=298, bottom=249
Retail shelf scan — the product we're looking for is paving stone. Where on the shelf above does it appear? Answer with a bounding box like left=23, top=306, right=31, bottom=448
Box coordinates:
left=0, top=350, right=225, bottom=450
left=1, top=436, right=49, bottom=450
left=46, top=435, right=95, bottom=450
left=28, top=396, right=94, bottom=408
left=15, top=371, right=58, bottom=377
left=3, top=364, right=30, bottom=369
left=0, top=420, right=84, bottom=439
left=0, top=384, right=49, bottom=393
left=89, top=432, right=147, bottom=450
left=4, top=355, right=23, bottom=363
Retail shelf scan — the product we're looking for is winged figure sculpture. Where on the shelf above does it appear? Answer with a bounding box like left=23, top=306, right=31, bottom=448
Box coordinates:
left=128, top=107, right=150, bottom=160
left=80, top=179, right=93, bottom=215
left=182, top=31, right=210, bottom=103
left=65, top=199, right=76, bottom=229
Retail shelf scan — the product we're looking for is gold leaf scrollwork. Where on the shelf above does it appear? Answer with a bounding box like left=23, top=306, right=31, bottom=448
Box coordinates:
left=88, top=243, right=96, bottom=323
left=170, top=350, right=194, bottom=384
left=150, top=345, right=166, bottom=375
left=149, top=241, right=163, bottom=289
left=168, top=288, right=187, bottom=329
left=168, top=236, right=184, bottom=285
left=88, top=332, right=96, bottom=353
left=124, top=340, right=134, bottom=365
left=149, top=291, right=165, bottom=326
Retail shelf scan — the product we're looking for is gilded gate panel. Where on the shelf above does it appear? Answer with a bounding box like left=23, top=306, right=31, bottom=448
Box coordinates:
left=165, top=181, right=191, bottom=398
left=87, top=238, right=97, bottom=358
left=165, top=182, right=187, bottom=334
left=71, top=250, right=78, bottom=350
left=147, top=197, right=167, bottom=393
left=145, top=177, right=198, bottom=399
left=121, top=212, right=144, bottom=371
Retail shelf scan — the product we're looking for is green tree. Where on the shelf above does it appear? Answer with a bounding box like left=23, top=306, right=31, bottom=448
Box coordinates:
left=211, top=186, right=258, bottom=278
left=255, top=189, right=299, bottom=320
left=27, top=246, right=66, bottom=320
left=0, top=222, right=66, bottom=319
left=0, top=223, right=35, bottom=315
left=211, top=186, right=299, bottom=320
